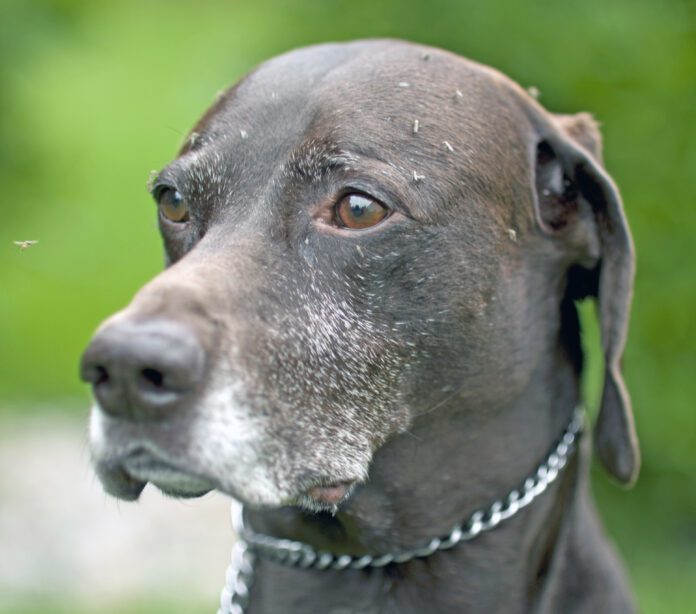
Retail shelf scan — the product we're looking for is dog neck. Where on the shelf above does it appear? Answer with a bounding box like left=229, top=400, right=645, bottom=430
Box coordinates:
left=237, top=359, right=585, bottom=611
left=248, top=354, right=580, bottom=544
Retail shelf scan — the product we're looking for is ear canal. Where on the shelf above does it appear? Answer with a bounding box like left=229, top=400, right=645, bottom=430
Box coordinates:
left=551, top=115, right=640, bottom=486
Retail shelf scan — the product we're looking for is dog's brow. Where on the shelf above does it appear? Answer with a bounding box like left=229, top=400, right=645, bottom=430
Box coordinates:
left=151, top=149, right=229, bottom=196
left=285, top=143, right=362, bottom=181
left=150, top=159, right=191, bottom=191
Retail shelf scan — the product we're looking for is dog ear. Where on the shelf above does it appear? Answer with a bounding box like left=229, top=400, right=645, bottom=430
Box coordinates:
left=533, top=112, right=639, bottom=486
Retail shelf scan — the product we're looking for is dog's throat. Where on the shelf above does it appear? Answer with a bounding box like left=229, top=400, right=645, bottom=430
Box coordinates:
left=217, top=408, right=584, bottom=614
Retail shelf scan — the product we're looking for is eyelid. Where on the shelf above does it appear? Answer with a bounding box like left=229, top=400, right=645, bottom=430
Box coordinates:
left=335, top=188, right=385, bottom=207
left=150, top=165, right=182, bottom=197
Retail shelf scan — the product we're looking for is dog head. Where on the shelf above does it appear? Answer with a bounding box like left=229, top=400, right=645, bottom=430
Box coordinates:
left=82, top=40, right=638, bottom=512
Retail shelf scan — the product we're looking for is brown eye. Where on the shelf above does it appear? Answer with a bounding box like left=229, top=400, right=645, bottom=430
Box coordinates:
left=335, top=194, right=389, bottom=230
left=157, top=188, right=189, bottom=223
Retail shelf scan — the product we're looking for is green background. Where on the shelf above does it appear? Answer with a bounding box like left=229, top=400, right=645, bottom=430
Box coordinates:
left=1, top=0, right=694, bottom=612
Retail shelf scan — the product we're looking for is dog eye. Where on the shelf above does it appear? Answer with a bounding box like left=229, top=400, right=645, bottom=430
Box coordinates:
left=335, top=194, right=389, bottom=230
left=156, top=187, right=189, bottom=223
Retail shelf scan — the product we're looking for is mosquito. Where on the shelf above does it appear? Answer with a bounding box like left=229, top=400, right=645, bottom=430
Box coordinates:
left=13, top=240, right=39, bottom=251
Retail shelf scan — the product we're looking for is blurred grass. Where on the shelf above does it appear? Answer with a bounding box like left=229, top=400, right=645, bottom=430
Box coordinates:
left=0, top=0, right=694, bottom=612
left=0, top=598, right=211, bottom=614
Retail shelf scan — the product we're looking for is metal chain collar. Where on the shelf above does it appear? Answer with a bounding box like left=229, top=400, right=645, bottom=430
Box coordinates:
left=217, top=407, right=584, bottom=614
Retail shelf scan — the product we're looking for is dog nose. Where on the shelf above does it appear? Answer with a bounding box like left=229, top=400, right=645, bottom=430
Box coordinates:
left=80, top=319, right=205, bottom=419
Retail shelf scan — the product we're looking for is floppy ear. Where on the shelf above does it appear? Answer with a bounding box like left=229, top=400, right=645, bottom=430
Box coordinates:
left=533, top=112, right=639, bottom=486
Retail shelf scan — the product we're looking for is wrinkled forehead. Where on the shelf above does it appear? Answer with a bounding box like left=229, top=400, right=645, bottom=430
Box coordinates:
left=173, top=41, right=535, bottom=213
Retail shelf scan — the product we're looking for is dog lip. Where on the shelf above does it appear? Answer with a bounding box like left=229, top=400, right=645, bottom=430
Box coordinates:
left=94, top=460, right=147, bottom=501
left=119, top=450, right=214, bottom=498
left=305, top=480, right=356, bottom=506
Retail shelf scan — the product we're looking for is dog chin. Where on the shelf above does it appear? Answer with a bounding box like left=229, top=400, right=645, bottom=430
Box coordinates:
left=287, top=480, right=358, bottom=514
left=211, top=475, right=359, bottom=514
left=291, top=493, right=349, bottom=514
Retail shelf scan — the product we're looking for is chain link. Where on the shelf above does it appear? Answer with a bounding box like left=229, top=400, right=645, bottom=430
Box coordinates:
left=217, top=532, right=256, bottom=614
left=218, top=407, right=584, bottom=613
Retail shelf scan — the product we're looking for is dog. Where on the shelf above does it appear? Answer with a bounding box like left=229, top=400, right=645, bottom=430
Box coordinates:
left=81, top=39, right=639, bottom=612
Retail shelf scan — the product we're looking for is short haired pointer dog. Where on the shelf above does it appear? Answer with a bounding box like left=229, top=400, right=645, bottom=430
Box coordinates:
left=81, top=40, right=639, bottom=613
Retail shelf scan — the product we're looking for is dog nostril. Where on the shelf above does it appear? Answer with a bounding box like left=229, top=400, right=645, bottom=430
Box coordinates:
left=140, top=367, right=165, bottom=388
left=82, top=363, right=110, bottom=386
left=94, top=366, right=110, bottom=386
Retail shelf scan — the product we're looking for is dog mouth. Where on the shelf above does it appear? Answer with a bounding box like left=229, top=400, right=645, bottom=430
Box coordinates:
left=89, top=406, right=365, bottom=509
left=96, top=450, right=215, bottom=500
left=95, top=448, right=359, bottom=511
left=123, top=451, right=215, bottom=497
